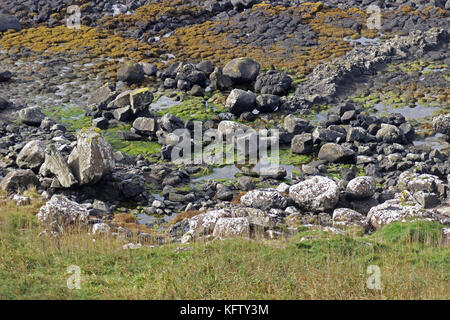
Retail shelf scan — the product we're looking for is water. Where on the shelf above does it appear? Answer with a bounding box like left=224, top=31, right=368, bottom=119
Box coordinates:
left=150, top=95, right=181, bottom=111
left=413, top=133, right=450, bottom=151
left=373, top=103, right=439, bottom=120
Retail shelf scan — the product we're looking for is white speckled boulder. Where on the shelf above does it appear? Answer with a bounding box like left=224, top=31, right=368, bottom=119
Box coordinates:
left=346, top=176, right=376, bottom=199
left=213, top=217, right=250, bottom=239
left=332, top=208, right=368, bottom=231
left=240, top=188, right=288, bottom=210
left=397, top=171, right=445, bottom=197
left=188, top=209, right=232, bottom=236
left=289, top=176, right=339, bottom=212
left=37, top=195, right=89, bottom=232
left=68, top=128, right=115, bottom=185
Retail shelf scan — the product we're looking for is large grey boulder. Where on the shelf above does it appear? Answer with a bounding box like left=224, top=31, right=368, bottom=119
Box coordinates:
left=37, top=195, right=89, bottom=233
left=159, top=113, right=185, bottom=133
left=332, top=208, right=368, bottom=231
left=213, top=217, right=250, bottom=239
left=19, top=107, right=45, bottom=126
left=283, top=115, right=310, bottom=134
left=117, top=62, right=144, bottom=84
left=209, top=67, right=233, bottom=90
left=432, top=114, right=450, bottom=140
left=376, top=124, right=405, bottom=143
left=188, top=209, right=232, bottom=236
left=241, top=188, right=288, bottom=210
left=291, top=133, right=313, bottom=154
left=68, top=128, right=115, bottom=185
left=255, top=70, right=292, bottom=96
left=87, top=84, right=117, bottom=108
left=0, top=169, right=40, bottom=193
left=346, top=176, right=376, bottom=200
left=223, top=57, right=260, bottom=84
left=129, top=88, right=154, bottom=114
left=42, top=145, right=78, bottom=188
left=0, top=14, right=22, bottom=32
left=255, top=94, right=281, bottom=113
left=318, top=143, right=355, bottom=163
left=225, top=89, right=256, bottom=116
left=133, top=117, right=157, bottom=135
left=217, top=120, right=250, bottom=136
left=16, top=140, right=46, bottom=170
left=289, top=176, right=339, bottom=212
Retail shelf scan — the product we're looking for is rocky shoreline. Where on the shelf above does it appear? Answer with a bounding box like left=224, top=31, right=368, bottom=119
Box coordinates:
left=0, top=0, right=449, bottom=246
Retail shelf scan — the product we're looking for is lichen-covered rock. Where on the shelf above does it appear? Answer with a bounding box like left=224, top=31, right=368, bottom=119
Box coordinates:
left=68, top=128, right=115, bottom=185
left=367, top=198, right=439, bottom=229
left=241, top=188, right=288, bottom=210
left=188, top=209, right=232, bottom=236
left=289, top=176, right=339, bottom=212
left=133, top=117, right=158, bottom=135
left=92, top=223, right=111, bottom=235
left=223, top=57, right=260, bottom=84
left=0, top=169, right=40, bottom=194
left=43, top=145, right=78, bottom=188
left=225, top=89, right=256, bottom=116
left=346, top=176, right=376, bottom=200
left=213, top=217, right=250, bottom=239
left=291, top=133, right=313, bottom=154
left=332, top=208, right=368, bottom=231
left=318, top=143, right=355, bottom=163
left=398, top=171, right=446, bottom=197
left=37, top=195, right=89, bottom=233
left=16, top=140, right=46, bottom=170
left=432, top=114, right=450, bottom=140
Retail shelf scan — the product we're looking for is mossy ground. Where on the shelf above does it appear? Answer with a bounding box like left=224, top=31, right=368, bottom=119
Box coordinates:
left=42, top=105, right=92, bottom=132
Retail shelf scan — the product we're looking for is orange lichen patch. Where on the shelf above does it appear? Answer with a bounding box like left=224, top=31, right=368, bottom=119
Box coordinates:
left=231, top=192, right=248, bottom=205
left=170, top=209, right=206, bottom=225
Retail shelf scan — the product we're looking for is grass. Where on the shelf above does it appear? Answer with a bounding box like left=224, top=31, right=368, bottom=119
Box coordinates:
left=0, top=192, right=449, bottom=299
left=42, top=105, right=92, bottom=132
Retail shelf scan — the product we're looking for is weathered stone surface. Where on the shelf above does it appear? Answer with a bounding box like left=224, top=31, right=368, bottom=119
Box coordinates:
left=223, top=57, right=260, bottom=84
left=318, top=143, right=355, bottom=163
left=346, top=176, right=376, bottom=200
left=209, top=67, right=232, bottom=90
left=217, top=120, right=250, bottom=136
left=213, top=217, right=250, bottom=239
left=255, top=94, right=281, bottom=113
left=0, top=169, right=40, bottom=193
left=241, top=188, right=288, bottom=210
left=255, top=70, right=292, bottom=96
left=68, top=128, right=115, bottom=185
left=332, top=208, right=368, bottom=230
left=37, top=195, right=89, bottom=232
left=133, top=117, right=157, bottom=135
left=376, top=124, right=404, bottom=143
left=117, top=62, right=144, bottom=84
left=19, top=107, right=45, bottom=126
left=16, top=140, right=46, bottom=170
left=43, top=145, right=78, bottom=188
left=291, top=133, right=313, bottom=154
left=0, top=14, right=22, bottom=32
left=129, top=88, right=153, bottom=114
left=225, top=89, right=256, bottom=116
left=432, top=114, right=450, bottom=139
left=289, top=176, right=339, bottom=212
left=188, top=209, right=232, bottom=236
left=283, top=115, right=310, bottom=134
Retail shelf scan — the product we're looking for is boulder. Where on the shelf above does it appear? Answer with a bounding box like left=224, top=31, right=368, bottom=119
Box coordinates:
left=312, top=127, right=346, bottom=143
left=0, top=14, right=22, bottom=32
left=231, top=0, right=256, bottom=10
left=141, top=62, right=158, bottom=76
left=196, top=60, right=214, bottom=75
left=225, top=89, right=256, bottom=116
left=289, top=176, right=339, bottom=212
left=223, top=57, right=260, bottom=84
left=0, top=169, right=40, bottom=193
left=129, top=88, right=153, bottom=114
left=332, top=208, right=368, bottom=231
left=432, top=114, right=450, bottom=140
left=37, top=195, right=89, bottom=232
left=117, top=62, right=144, bottom=84
left=376, top=124, right=405, bottom=143
left=254, top=70, right=292, bottom=96
left=291, top=133, right=313, bottom=154
left=68, top=128, right=115, bottom=185
left=188, top=209, right=232, bottom=236
left=0, top=97, right=9, bottom=110
left=213, top=217, right=250, bottom=239
left=43, top=145, right=78, bottom=188
left=159, top=113, right=185, bottom=133
left=217, top=120, right=250, bottom=136
left=283, top=115, right=310, bottom=134
left=16, top=140, right=46, bottom=170
left=237, top=176, right=255, bottom=191
left=87, top=84, right=117, bottom=108
left=209, top=67, right=233, bottom=90
left=255, top=94, right=281, bottom=113
left=19, top=107, right=45, bottom=126
left=318, top=143, right=355, bottom=163
left=133, top=117, right=157, bottom=135
left=241, top=188, right=288, bottom=210
left=0, top=70, right=12, bottom=82
left=346, top=176, right=376, bottom=200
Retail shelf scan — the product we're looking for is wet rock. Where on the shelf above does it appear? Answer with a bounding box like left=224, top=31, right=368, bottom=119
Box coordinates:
left=283, top=115, right=310, bottom=134
left=68, top=128, right=115, bottom=185
left=0, top=14, right=22, bottom=32
left=255, top=70, right=292, bottom=96
left=19, top=107, right=45, bottom=126
left=346, top=176, right=376, bottom=200
left=209, top=67, right=232, bottom=90
left=318, top=143, right=355, bottom=163
left=332, top=208, right=368, bottom=231
left=289, top=176, right=339, bottom=212
left=37, top=195, right=89, bottom=233
left=255, top=94, right=281, bottom=113
left=225, top=89, right=256, bottom=116
left=0, top=169, right=40, bottom=194
left=213, top=217, right=250, bottom=239
left=223, top=57, right=260, bottom=84
left=241, top=188, right=288, bottom=210
left=291, top=133, right=313, bottom=154
left=432, top=114, right=450, bottom=140
left=16, top=140, right=46, bottom=170
left=117, top=62, right=144, bottom=84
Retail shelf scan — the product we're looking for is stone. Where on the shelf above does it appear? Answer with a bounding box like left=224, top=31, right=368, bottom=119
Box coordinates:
left=43, top=145, right=78, bottom=188
left=241, top=188, right=288, bottom=210
left=289, top=176, right=339, bottom=212
left=0, top=97, right=10, bottom=110
left=413, top=191, right=440, bottom=209
left=216, top=185, right=234, bottom=201
left=332, top=208, right=368, bottom=231
left=283, top=115, right=310, bottom=134
left=237, top=176, right=255, bottom=191
left=117, top=62, right=144, bottom=84
left=87, top=84, right=117, bottom=108
left=19, top=107, right=45, bottom=126
left=318, top=143, right=355, bottom=163
left=68, top=128, right=115, bottom=185
left=223, top=57, right=260, bottom=84
left=37, top=195, right=89, bottom=233
left=376, top=124, right=404, bottom=144
left=113, top=106, right=132, bottom=121
left=92, top=117, right=109, bottom=130
left=0, top=169, right=40, bottom=194
left=217, top=120, right=250, bottom=136
left=130, top=88, right=153, bottom=114
left=291, top=133, right=313, bottom=154
left=254, top=70, right=292, bottom=96
left=92, top=223, right=111, bottom=235
left=0, top=70, right=12, bottom=82
left=159, top=113, right=185, bottom=133
left=16, top=140, right=46, bottom=170
left=225, top=89, right=256, bottom=116
left=196, top=60, right=214, bottom=74
left=213, top=217, right=250, bottom=239
left=141, top=62, right=158, bottom=76
left=209, top=67, right=232, bottom=90
left=255, top=94, right=281, bottom=113
left=231, top=0, right=256, bottom=10
left=432, top=114, right=450, bottom=139
left=133, top=117, right=157, bottom=135
left=188, top=209, right=232, bottom=236
left=0, top=14, right=22, bottom=32
left=346, top=176, right=376, bottom=200
left=312, top=127, right=346, bottom=143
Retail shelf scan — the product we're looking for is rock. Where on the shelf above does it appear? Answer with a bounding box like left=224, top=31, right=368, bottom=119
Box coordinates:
left=332, top=208, right=368, bottom=231
left=213, top=217, right=250, bottom=239
left=19, top=107, right=45, bottom=126
left=92, top=223, right=111, bottom=235
left=16, top=140, right=46, bottom=170
left=0, top=14, right=22, bottom=32
left=217, top=120, right=250, bottom=136
left=0, top=70, right=12, bottom=82
left=231, top=0, right=256, bottom=10
left=43, top=145, right=78, bottom=188
left=141, top=62, right=157, bottom=76
left=318, top=143, right=355, bottom=163
left=223, top=57, right=260, bottom=84
left=312, top=127, right=346, bottom=143
left=255, top=70, right=292, bottom=96
left=346, top=176, right=376, bottom=200
left=130, top=88, right=153, bottom=114
left=283, top=115, right=310, bottom=134
left=196, top=60, right=214, bottom=74
left=188, top=209, right=232, bottom=236
left=12, top=194, right=31, bottom=206
left=255, top=94, right=281, bottom=113
left=133, top=117, right=157, bottom=135
left=289, top=176, right=339, bottom=212
left=432, top=114, right=450, bottom=140
left=68, top=128, right=115, bottom=185
left=87, top=84, right=117, bottom=108
left=237, top=176, right=255, bottom=191
left=113, top=106, right=132, bottom=121
left=241, top=188, right=288, bottom=210
left=277, top=183, right=290, bottom=193
left=413, top=191, right=440, bottom=209
left=0, top=97, right=10, bottom=110
left=291, top=133, right=313, bottom=154
left=347, top=127, right=369, bottom=143
left=216, top=185, right=234, bottom=201
left=159, top=113, right=185, bottom=132
left=225, top=89, right=256, bottom=116
left=37, top=195, right=89, bottom=233
left=209, top=67, right=232, bottom=90
left=376, top=124, right=404, bottom=144
left=117, top=62, right=144, bottom=84
left=0, top=169, right=40, bottom=194
left=367, top=198, right=440, bottom=229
